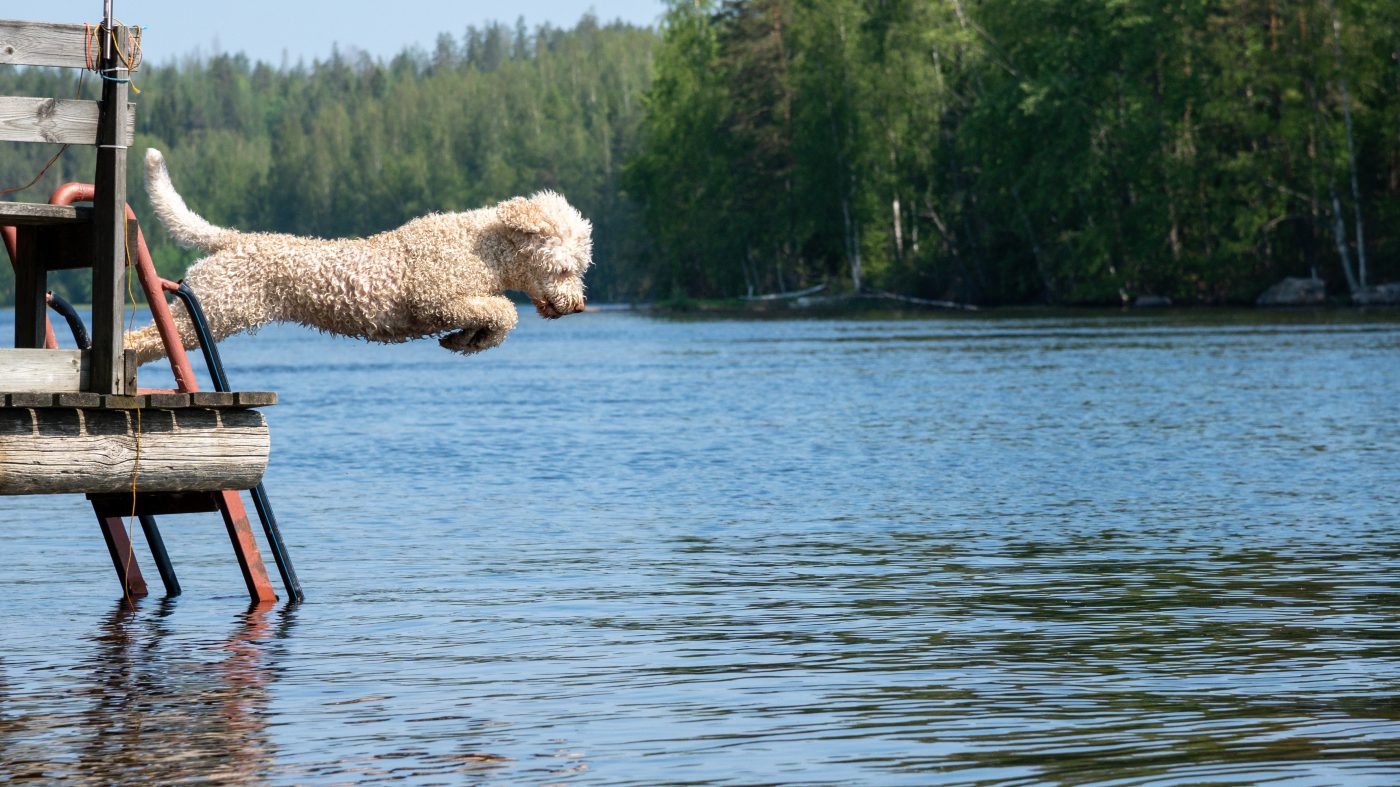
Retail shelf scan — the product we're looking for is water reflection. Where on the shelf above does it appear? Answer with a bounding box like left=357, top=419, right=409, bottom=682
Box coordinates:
left=0, top=601, right=291, bottom=783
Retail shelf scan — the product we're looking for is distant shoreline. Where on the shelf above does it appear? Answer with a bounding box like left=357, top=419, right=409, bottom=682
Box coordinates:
left=593, top=294, right=1400, bottom=317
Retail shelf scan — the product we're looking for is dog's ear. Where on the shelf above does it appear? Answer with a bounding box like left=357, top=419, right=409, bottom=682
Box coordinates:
left=497, top=196, right=552, bottom=236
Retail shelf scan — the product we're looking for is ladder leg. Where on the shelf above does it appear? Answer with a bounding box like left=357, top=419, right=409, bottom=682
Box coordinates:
left=138, top=514, right=181, bottom=597
left=216, top=490, right=277, bottom=603
left=250, top=483, right=304, bottom=602
left=95, top=513, right=148, bottom=598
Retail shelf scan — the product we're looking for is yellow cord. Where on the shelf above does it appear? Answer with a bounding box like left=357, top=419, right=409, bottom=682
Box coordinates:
left=108, top=25, right=142, bottom=94
left=112, top=20, right=143, bottom=601
left=123, top=217, right=141, bottom=605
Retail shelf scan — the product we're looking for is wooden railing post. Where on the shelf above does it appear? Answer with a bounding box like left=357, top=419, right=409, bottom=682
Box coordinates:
left=89, top=19, right=128, bottom=394
left=12, top=229, right=45, bottom=348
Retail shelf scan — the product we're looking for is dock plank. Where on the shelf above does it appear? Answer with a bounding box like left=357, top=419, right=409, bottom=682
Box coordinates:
left=0, top=390, right=279, bottom=409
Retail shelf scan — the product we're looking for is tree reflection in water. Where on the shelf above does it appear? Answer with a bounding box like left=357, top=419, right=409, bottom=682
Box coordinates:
left=1, top=599, right=292, bottom=783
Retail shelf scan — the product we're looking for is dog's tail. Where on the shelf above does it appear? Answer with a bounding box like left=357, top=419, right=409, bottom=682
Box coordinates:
left=145, top=148, right=238, bottom=252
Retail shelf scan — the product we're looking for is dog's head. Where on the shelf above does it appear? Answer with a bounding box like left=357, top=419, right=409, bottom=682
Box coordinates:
left=497, top=192, right=593, bottom=318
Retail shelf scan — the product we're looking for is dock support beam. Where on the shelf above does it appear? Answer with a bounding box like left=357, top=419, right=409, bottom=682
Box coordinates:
left=218, top=491, right=277, bottom=603
left=96, top=514, right=148, bottom=598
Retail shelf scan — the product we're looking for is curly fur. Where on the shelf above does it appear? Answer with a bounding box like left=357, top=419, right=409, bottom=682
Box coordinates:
left=126, top=148, right=593, bottom=365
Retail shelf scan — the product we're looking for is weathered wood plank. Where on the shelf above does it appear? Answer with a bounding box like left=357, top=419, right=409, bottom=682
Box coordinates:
left=0, top=97, right=135, bottom=146
left=8, top=391, right=55, bottom=407
left=0, top=350, right=129, bottom=393
left=0, top=407, right=270, bottom=495
left=55, top=391, right=101, bottom=407
left=19, top=217, right=138, bottom=270
left=0, top=348, right=86, bottom=392
left=235, top=392, right=278, bottom=406
left=146, top=392, right=189, bottom=408
left=0, top=21, right=92, bottom=69
left=191, top=391, right=236, bottom=407
left=123, top=349, right=137, bottom=393
left=0, top=202, right=89, bottom=226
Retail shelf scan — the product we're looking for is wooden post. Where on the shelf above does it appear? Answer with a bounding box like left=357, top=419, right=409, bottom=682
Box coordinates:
left=89, top=13, right=127, bottom=394
left=12, top=229, right=45, bottom=348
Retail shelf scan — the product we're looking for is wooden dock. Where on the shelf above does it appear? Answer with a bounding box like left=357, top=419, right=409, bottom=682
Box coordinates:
left=0, top=6, right=298, bottom=604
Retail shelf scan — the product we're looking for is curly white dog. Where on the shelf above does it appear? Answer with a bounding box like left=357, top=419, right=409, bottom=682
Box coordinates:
left=127, top=149, right=592, bottom=364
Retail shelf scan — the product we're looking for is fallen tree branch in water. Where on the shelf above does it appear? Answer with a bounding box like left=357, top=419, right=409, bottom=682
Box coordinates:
left=865, top=291, right=979, bottom=311
left=741, top=283, right=827, bottom=301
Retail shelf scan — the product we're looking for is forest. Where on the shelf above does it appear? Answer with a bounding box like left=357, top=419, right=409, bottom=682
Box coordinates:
left=2, top=1, right=1399, bottom=307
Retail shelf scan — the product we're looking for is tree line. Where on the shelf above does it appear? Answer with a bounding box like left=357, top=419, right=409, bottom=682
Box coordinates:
left=2, top=2, right=1398, bottom=307
left=631, top=0, right=1400, bottom=305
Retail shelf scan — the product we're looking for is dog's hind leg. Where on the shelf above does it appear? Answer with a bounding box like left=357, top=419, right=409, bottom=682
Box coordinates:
left=436, top=296, right=520, bottom=354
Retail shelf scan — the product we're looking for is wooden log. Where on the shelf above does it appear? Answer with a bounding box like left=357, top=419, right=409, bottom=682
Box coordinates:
left=0, top=348, right=86, bottom=391
left=0, top=97, right=136, bottom=146
left=0, top=407, right=270, bottom=495
left=0, top=21, right=93, bottom=69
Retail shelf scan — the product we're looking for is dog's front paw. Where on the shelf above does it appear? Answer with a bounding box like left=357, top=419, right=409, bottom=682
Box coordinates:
left=439, top=328, right=505, bottom=354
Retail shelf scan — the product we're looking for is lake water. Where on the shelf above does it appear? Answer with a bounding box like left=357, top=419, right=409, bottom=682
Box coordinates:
left=2, top=307, right=1400, bottom=784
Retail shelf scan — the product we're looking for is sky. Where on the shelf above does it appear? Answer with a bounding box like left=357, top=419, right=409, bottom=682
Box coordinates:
left=21, top=1, right=666, bottom=66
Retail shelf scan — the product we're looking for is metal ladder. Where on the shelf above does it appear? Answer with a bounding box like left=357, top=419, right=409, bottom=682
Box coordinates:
left=45, top=282, right=304, bottom=602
